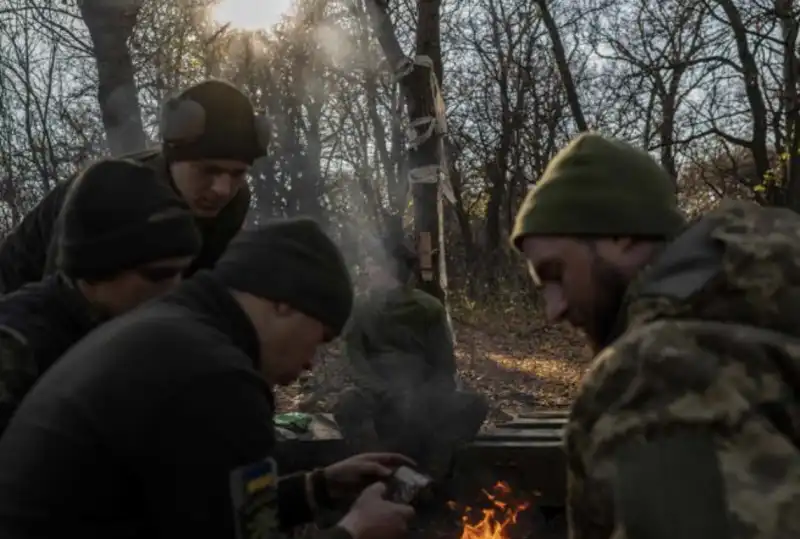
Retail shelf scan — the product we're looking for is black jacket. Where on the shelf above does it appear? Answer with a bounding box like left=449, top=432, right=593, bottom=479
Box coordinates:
left=0, top=273, right=101, bottom=435
left=0, top=272, right=349, bottom=539
left=0, top=148, right=250, bottom=294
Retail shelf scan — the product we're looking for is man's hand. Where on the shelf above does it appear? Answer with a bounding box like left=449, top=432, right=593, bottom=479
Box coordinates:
left=338, top=482, right=415, bottom=539
left=324, top=453, right=415, bottom=500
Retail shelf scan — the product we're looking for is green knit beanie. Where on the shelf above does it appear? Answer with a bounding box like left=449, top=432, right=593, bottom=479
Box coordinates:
left=510, top=133, right=686, bottom=249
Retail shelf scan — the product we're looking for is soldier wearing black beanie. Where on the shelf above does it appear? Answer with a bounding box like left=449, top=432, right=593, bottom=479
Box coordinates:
left=0, top=78, right=267, bottom=295
left=0, top=157, right=202, bottom=437
left=212, top=217, right=354, bottom=337
left=0, top=215, right=418, bottom=539
left=160, top=79, right=268, bottom=165
left=59, top=158, right=202, bottom=281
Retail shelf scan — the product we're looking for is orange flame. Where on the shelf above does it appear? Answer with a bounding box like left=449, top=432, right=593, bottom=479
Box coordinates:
left=456, top=481, right=530, bottom=539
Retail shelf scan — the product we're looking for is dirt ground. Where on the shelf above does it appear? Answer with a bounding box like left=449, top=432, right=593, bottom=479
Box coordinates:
left=274, top=303, right=592, bottom=420
left=451, top=316, right=590, bottom=419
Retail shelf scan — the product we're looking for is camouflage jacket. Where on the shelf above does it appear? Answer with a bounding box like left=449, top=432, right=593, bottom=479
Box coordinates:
left=344, top=285, right=457, bottom=396
left=567, top=200, right=800, bottom=539
left=0, top=148, right=250, bottom=294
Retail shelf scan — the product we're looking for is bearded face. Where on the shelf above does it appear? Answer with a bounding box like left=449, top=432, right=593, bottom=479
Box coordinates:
left=521, top=237, right=640, bottom=352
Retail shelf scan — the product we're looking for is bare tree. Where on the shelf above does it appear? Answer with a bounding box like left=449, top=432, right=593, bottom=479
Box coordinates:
left=4, top=0, right=799, bottom=304
left=0, top=0, right=102, bottom=232
left=78, top=0, right=146, bottom=154
left=536, top=0, right=588, bottom=132
left=594, top=0, right=716, bottom=181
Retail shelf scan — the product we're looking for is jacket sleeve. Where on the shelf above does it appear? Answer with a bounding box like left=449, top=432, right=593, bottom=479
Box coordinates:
left=0, top=329, right=39, bottom=435
left=0, top=180, right=72, bottom=294
left=566, top=319, right=800, bottom=539
left=564, top=421, right=615, bottom=539
left=142, top=369, right=350, bottom=539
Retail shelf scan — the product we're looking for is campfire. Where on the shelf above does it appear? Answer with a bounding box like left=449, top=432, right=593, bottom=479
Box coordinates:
left=449, top=481, right=531, bottom=539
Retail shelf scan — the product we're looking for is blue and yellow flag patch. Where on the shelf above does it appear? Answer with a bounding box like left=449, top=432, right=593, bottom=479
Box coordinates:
left=230, top=457, right=279, bottom=539
left=242, top=460, right=275, bottom=494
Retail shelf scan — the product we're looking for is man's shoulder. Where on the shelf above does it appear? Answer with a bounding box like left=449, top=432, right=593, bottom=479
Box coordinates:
left=0, top=275, right=70, bottom=326
left=119, top=146, right=164, bottom=166
left=570, top=318, right=799, bottom=459
left=0, top=325, right=31, bottom=358
left=50, top=149, right=166, bottom=198
left=54, top=303, right=191, bottom=373
left=104, top=301, right=252, bottom=367
left=0, top=274, right=59, bottom=306
left=408, top=288, right=446, bottom=317
left=43, top=302, right=250, bottom=406
left=96, top=301, right=210, bottom=350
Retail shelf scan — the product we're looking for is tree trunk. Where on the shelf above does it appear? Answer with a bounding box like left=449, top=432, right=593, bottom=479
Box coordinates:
left=364, top=0, right=448, bottom=304
left=714, top=0, right=771, bottom=194
left=536, top=0, right=588, bottom=132
left=776, top=0, right=800, bottom=209
left=78, top=0, right=146, bottom=156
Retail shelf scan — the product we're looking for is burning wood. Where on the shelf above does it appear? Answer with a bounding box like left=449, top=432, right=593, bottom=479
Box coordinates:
left=449, top=481, right=531, bottom=539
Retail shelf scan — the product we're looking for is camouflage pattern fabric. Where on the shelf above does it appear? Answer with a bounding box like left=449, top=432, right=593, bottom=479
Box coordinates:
left=566, top=200, right=800, bottom=539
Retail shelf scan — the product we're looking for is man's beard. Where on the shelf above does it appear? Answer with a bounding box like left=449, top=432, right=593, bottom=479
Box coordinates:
left=585, top=256, right=631, bottom=353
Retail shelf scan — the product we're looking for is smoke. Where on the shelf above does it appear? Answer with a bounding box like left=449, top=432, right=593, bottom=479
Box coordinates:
left=226, top=1, right=404, bottom=294
left=328, top=203, right=396, bottom=296
left=313, top=21, right=357, bottom=69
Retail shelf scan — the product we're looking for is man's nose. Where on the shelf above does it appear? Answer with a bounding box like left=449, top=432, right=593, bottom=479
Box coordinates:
left=209, top=175, right=234, bottom=198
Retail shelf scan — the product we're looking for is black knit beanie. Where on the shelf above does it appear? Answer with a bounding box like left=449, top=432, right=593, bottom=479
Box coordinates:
left=160, top=79, right=267, bottom=164
left=212, top=217, right=354, bottom=336
left=58, top=158, right=202, bottom=280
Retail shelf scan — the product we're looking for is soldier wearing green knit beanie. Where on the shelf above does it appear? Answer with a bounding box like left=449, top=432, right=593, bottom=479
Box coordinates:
left=510, top=132, right=686, bottom=352
left=510, top=131, right=800, bottom=539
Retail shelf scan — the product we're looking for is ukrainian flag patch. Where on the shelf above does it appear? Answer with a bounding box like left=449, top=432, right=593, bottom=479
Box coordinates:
left=230, top=457, right=279, bottom=539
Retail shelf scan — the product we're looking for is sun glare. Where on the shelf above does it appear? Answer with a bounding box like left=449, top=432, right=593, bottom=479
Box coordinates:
left=211, top=0, right=293, bottom=30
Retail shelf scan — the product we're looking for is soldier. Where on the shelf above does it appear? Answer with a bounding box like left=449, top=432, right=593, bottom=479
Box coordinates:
left=0, top=158, right=201, bottom=434
left=511, top=132, right=800, bottom=538
left=0, top=78, right=267, bottom=294
left=334, top=232, right=488, bottom=479
left=0, top=217, right=414, bottom=539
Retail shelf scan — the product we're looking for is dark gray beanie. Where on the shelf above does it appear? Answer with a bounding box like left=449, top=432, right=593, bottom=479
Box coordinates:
left=212, top=217, right=354, bottom=336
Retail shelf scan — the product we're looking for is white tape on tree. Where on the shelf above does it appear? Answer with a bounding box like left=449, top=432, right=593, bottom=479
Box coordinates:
left=392, top=57, right=414, bottom=82
left=409, top=165, right=440, bottom=184
left=407, top=116, right=436, bottom=149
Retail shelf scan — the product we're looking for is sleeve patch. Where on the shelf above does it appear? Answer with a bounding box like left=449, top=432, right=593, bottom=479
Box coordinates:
left=230, top=457, right=279, bottom=539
